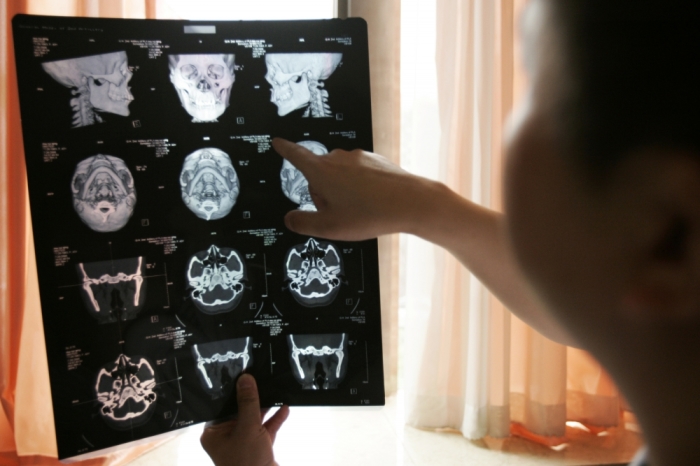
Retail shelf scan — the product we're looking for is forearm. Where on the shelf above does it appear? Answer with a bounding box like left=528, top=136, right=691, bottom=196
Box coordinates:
left=405, top=179, right=579, bottom=347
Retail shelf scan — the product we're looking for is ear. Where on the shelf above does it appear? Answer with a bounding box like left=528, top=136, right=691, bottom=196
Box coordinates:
left=619, top=150, right=700, bottom=322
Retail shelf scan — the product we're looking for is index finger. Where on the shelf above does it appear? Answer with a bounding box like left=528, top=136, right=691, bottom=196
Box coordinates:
left=272, top=138, right=320, bottom=176
left=235, top=374, right=262, bottom=429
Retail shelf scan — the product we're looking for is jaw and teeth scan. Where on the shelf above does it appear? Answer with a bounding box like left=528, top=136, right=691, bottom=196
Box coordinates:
left=288, top=334, right=348, bottom=390
left=169, top=54, right=235, bottom=122
left=265, top=53, right=343, bottom=118
left=71, top=154, right=136, bottom=232
left=187, top=245, right=246, bottom=314
left=42, top=51, right=133, bottom=127
left=95, top=354, right=157, bottom=430
left=285, top=238, right=343, bottom=307
left=77, top=257, right=146, bottom=324
left=180, top=148, right=239, bottom=221
left=280, top=141, right=328, bottom=211
left=192, top=337, right=251, bottom=399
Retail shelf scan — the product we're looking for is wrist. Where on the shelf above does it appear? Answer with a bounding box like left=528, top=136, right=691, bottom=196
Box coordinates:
left=401, top=177, right=458, bottom=239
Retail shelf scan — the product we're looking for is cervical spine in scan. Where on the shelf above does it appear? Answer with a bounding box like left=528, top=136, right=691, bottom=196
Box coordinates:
left=76, top=257, right=146, bottom=324
left=287, top=334, right=348, bottom=390
left=265, top=53, right=342, bottom=118
left=71, top=154, right=136, bottom=232
left=192, top=337, right=252, bottom=399
left=187, top=245, right=246, bottom=314
left=95, top=354, right=157, bottom=430
left=42, top=51, right=134, bottom=128
left=285, top=238, right=343, bottom=307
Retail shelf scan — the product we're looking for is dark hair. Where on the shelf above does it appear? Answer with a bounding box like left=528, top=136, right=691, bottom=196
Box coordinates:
left=548, top=1, right=700, bottom=177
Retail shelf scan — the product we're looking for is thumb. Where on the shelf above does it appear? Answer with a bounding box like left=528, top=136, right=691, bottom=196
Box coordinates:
left=236, top=374, right=262, bottom=429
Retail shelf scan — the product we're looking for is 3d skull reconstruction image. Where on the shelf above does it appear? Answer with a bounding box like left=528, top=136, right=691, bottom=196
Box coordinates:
left=265, top=53, right=343, bottom=118
left=192, top=337, right=251, bottom=399
left=169, top=54, right=235, bottom=122
left=71, top=154, right=136, bottom=232
left=285, top=238, right=343, bottom=307
left=76, top=257, right=146, bottom=324
left=287, top=334, right=348, bottom=390
left=95, top=354, right=157, bottom=430
left=280, top=141, right=328, bottom=211
left=187, top=245, right=246, bottom=314
left=180, top=148, right=239, bottom=221
left=42, top=51, right=133, bottom=127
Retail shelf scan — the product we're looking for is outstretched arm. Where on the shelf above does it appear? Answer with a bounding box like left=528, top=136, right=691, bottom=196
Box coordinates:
left=273, top=138, right=577, bottom=347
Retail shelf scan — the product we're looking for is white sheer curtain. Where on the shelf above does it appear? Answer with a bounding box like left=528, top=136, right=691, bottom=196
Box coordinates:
left=401, top=0, right=624, bottom=442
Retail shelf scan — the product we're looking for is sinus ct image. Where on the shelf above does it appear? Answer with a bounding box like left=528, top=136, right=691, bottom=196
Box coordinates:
left=95, top=354, right=157, bottom=430
left=285, top=237, right=343, bottom=307
left=191, top=337, right=252, bottom=399
left=71, top=154, right=136, bottom=232
left=187, top=245, right=247, bottom=314
left=76, top=256, right=146, bottom=324
left=42, top=51, right=134, bottom=127
left=287, top=333, right=348, bottom=390
left=169, top=53, right=236, bottom=122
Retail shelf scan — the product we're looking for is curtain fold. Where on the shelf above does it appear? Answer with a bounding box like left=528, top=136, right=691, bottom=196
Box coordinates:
left=404, top=0, right=626, bottom=445
left=1, top=2, right=169, bottom=464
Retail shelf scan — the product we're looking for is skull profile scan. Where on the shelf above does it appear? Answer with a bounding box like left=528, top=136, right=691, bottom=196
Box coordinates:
left=265, top=53, right=343, bottom=118
left=280, top=141, right=328, bottom=211
left=187, top=245, right=246, bottom=314
left=41, top=51, right=133, bottom=127
left=287, top=334, right=348, bottom=390
left=180, top=148, right=239, bottom=221
left=76, top=257, right=146, bottom=324
left=192, top=337, right=251, bottom=399
left=71, top=154, right=137, bottom=232
left=168, top=54, right=236, bottom=122
left=285, top=237, right=343, bottom=307
left=95, top=354, right=157, bottom=430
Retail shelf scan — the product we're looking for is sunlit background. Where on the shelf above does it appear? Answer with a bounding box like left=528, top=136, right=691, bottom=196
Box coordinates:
left=156, top=0, right=337, bottom=20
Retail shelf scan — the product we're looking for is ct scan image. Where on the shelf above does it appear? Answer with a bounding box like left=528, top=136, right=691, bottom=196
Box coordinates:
left=285, top=237, right=343, bottom=307
left=180, top=148, right=240, bottom=221
left=94, top=354, right=157, bottom=431
left=42, top=51, right=133, bottom=127
left=71, top=154, right=136, bottom=233
left=76, top=256, right=146, bottom=324
left=280, top=140, right=328, bottom=211
left=168, top=54, right=236, bottom=122
left=191, top=337, right=252, bottom=399
left=265, top=53, right=343, bottom=118
left=187, top=245, right=247, bottom=314
left=287, top=333, right=348, bottom=390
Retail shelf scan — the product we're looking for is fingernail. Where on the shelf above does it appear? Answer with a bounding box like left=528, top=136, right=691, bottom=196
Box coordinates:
left=238, top=374, right=254, bottom=389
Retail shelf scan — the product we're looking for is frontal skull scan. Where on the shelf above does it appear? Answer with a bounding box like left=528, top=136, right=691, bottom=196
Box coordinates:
left=280, top=141, right=328, bottom=211
left=265, top=53, right=343, bottom=118
left=180, top=148, right=239, bottom=221
left=285, top=238, right=343, bottom=307
left=192, top=337, right=251, bottom=399
left=187, top=245, right=246, bottom=314
left=42, top=51, right=133, bottom=127
left=95, top=354, right=157, bottom=430
left=287, top=334, right=348, bottom=390
left=169, top=54, right=235, bottom=122
left=71, top=155, right=136, bottom=232
left=77, top=257, right=146, bottom=324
